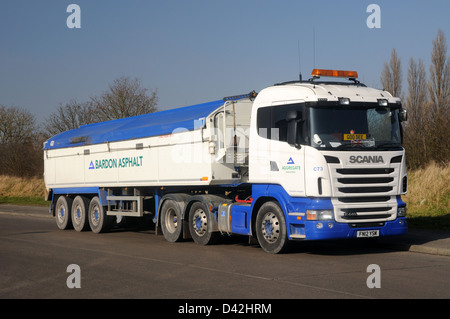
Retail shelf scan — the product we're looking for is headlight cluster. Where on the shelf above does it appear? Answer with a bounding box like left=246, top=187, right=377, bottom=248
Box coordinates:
left=306, top=209, right=334, bottom=221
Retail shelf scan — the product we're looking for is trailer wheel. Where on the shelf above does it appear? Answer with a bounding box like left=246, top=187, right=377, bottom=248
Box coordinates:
left=255, top=201, right=288, bottom=254
left=55, top=196, right=73, bottom=230
left=88, top=196, right=113, bottom=233
left=71, top=196, right=90, bottom=232
left=160, top=199, right=183, bottom=242
left=189, top=202, right=219, bottom=245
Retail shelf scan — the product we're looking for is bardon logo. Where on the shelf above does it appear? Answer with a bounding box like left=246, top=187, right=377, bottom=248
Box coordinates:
left=349, top=155, right=384, bottom=164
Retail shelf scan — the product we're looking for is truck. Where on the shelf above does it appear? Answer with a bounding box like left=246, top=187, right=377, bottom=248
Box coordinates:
left=43, top=68, right=408, bottom=253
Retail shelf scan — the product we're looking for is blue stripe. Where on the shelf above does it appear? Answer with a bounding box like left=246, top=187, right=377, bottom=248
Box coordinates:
left=52, top=187, right=99, bottom=194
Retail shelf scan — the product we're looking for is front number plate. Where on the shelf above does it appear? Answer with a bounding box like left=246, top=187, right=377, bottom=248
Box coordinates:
left=357, top=230, right=380, bottom=238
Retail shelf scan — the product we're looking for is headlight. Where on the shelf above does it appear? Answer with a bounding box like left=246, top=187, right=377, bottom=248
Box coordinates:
left=397, top=206, right=407, bottom=217
left=306, top=209, right=334, bottom=221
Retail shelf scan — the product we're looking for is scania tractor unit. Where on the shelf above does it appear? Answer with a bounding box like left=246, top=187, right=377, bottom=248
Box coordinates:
left=43, top=69, right=408, bottom=253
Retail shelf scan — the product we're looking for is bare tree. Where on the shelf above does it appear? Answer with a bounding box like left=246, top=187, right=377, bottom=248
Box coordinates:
left=44, top=77, right=158, bottom=138
left=427, top=29, right=449, bottom=166
left=0, top=105, right=41, bottom=177
left=406, top=58, right=428, bottom=120
left=402, top=29, right=450, bottom=168
left=428, top=29, right=450, bottom=116
left=91, top=77, right=158, bottom=122
left=404, top=58, right=428, bottom=168
left=0, top=105, right=36, bottom=144
left=43, top=99, right=96, bottom=138
left=380, top=48, right=402, bottom=97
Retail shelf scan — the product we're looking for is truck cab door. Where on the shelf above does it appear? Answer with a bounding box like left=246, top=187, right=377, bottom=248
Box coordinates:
left=269, top=132, right=306, bottom=197
left=249, top=102, right=306, bottom=196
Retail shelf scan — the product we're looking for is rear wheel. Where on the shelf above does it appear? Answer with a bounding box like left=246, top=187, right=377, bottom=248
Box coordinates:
left=55, top=196, right=73, bottom=230
left=71, top=196, right=90, bottom=232
left=255, top=201, right=288, bottom=254
left=160, top=199, right=183, bottom=242
left=88, top=196, right=113, bottom=233
left=189, top=202, right=219, bottom=245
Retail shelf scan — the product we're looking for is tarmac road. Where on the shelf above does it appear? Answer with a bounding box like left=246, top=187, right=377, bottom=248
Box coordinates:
left=0, top=204, right=449, bottom=301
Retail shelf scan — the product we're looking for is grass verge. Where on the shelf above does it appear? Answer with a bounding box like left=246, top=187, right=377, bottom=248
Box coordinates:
left=0, top=175, right=48, bottom=207
left=403, top=162, right=449, bottom=230
left=0, top=196, right=48, bottom=206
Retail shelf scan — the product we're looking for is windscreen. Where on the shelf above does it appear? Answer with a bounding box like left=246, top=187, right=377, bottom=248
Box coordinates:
left=309, top=106, right=402, bottom=150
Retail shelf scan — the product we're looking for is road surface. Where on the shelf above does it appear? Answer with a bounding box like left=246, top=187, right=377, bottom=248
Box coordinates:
left=1, top=207, right=449, bottom=302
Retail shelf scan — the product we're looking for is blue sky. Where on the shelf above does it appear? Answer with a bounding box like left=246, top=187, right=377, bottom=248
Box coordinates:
left=0, top=0, right=449, bottom=124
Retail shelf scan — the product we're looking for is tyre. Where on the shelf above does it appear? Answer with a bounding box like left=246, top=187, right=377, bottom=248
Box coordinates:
left=55, top=196, right=73, bottom=230
left=255, top=201, right=288, bottom=254
left=189, top=201, right=219, bottom=245
left=88, top=196, right=113, bottom=233
left=71, top=196, right=90, bottom=232
left=160, top=199, right=183, bottom=242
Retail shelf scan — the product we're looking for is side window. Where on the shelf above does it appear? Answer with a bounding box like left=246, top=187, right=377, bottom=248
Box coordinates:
left=272, top=105, right=290, bottom=142
left=257, top=104, right=304, bottom=142
left=257, top=107, right=271, bottom=139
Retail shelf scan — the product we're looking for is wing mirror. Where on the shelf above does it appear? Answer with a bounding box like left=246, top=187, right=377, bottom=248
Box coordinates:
left=286, top=110, right=302, bottom=148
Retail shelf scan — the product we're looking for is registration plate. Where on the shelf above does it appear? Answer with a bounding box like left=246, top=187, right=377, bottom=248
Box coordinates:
left=344, top=133, right=367, bottom=140
left=357, top=230, right=380, bottom=238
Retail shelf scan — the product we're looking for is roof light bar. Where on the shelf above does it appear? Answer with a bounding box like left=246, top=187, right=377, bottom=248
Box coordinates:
left=311, top=69, right=358, bottom=79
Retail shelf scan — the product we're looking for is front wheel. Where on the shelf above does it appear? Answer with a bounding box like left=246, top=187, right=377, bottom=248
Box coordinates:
left=255, top=201, right=289, bottom=254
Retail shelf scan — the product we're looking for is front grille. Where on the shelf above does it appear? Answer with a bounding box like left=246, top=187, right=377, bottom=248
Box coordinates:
left=338, top=186, right=393, bottom=193
left=336, top=168, right=394, bottom=175
left=325, top=152, right=403, bottom=224
left=337, top=177, right=394, bottom=184
left=332, top=196, right=397, bottom=223
left=337, top=196, right=390, bottom=203
left=341, top=207, right=393, bottom=220
left=333, top=166, right=397, bottom=197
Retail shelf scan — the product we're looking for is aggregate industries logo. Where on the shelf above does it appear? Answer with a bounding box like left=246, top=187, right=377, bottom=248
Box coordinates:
left=282, top=157, right=301, bottom=173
